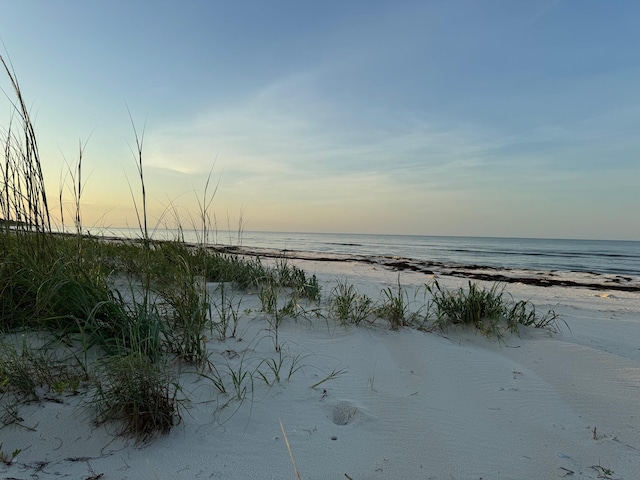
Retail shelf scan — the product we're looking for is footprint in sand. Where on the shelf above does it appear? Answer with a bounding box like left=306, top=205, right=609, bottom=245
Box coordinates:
left=332, top=401, right=359, bottom=426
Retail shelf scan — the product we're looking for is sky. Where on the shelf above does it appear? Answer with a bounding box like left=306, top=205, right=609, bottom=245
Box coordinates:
left=1, top=0, right=639, bottom=240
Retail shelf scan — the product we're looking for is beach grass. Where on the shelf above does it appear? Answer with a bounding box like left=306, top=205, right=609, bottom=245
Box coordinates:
left=329, top=278, right=375, bottom=325
left=376, top=275, right=418, bottom=329
left=91, top=353, right=180, bottom=442
left=425, top=280, right=565, bottom=336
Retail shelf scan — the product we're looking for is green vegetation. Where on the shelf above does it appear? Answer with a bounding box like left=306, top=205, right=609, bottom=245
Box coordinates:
left=0, top=442, right=21, bottom=465
left=425, top=280, right=565, bottom=337
left=329, top=278, right=374, bottom=326
left=91, top=353, right=179, bottom=442
left=376, top=275, right=418, bottom=329
left=0, top=54, right=564, bottom=445
left=327, top=276, right=563, bottom=336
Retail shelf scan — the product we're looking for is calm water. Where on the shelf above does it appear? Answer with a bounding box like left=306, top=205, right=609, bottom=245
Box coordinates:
left=100, top=228, right=640, bottom=277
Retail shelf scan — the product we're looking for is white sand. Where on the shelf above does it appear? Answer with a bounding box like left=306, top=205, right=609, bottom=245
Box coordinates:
left=2, top=260, right=640, bottom=479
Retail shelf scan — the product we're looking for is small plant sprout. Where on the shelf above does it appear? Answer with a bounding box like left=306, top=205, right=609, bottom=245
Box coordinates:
left=591, top=463, right=614, bottom=479
left=286, top=352, right=306, bottom=381
left=310, top=367, right=347, bottom=390
left=0, top=443, right=22, bottom=465
left=257, top=351, right=287, bottom=385
left=257, top=351, right=306, bottom=386
left=227, top=360, right=253, bottom=401
left=367, top=362, right=377, bottom=392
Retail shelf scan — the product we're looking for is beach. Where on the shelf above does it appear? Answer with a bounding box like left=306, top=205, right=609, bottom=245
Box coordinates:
left=2, top=256, right=639, bottom=480
left=3, top=2, right=640, bottom=477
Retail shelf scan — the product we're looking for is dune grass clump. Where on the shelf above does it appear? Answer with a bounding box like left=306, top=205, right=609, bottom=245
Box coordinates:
left=329, top=279, right=374, bottom=326
left=426, top=281, right=505, bottom=333
left=92, top=353, right=180, bottom=442
left=203, top=253, right=270, bottom=289
left=425, top=280, right=564, bottom=336
left=0, top=240, right=133, bottom=350
left=161, top=276, right=209, bottom=364
left=376, top=277, right=419, bottom=329
left=259, top=259, right=321, bottom=316
left=275, top=259, right=321, bottom=302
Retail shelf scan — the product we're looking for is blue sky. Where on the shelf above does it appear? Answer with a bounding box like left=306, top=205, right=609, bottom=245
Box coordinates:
left=1, top=0, right=639, bottom=240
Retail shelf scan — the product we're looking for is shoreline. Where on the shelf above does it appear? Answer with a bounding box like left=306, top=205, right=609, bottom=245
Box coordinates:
left=211, top=244, right=640, bottom=292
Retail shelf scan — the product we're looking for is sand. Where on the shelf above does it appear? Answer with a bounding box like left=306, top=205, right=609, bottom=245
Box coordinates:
left=2, top=259, right=639, bottom=480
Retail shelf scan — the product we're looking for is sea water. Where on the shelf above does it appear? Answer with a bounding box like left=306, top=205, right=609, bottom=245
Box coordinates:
left=237, top=232, right=640, bottom=277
